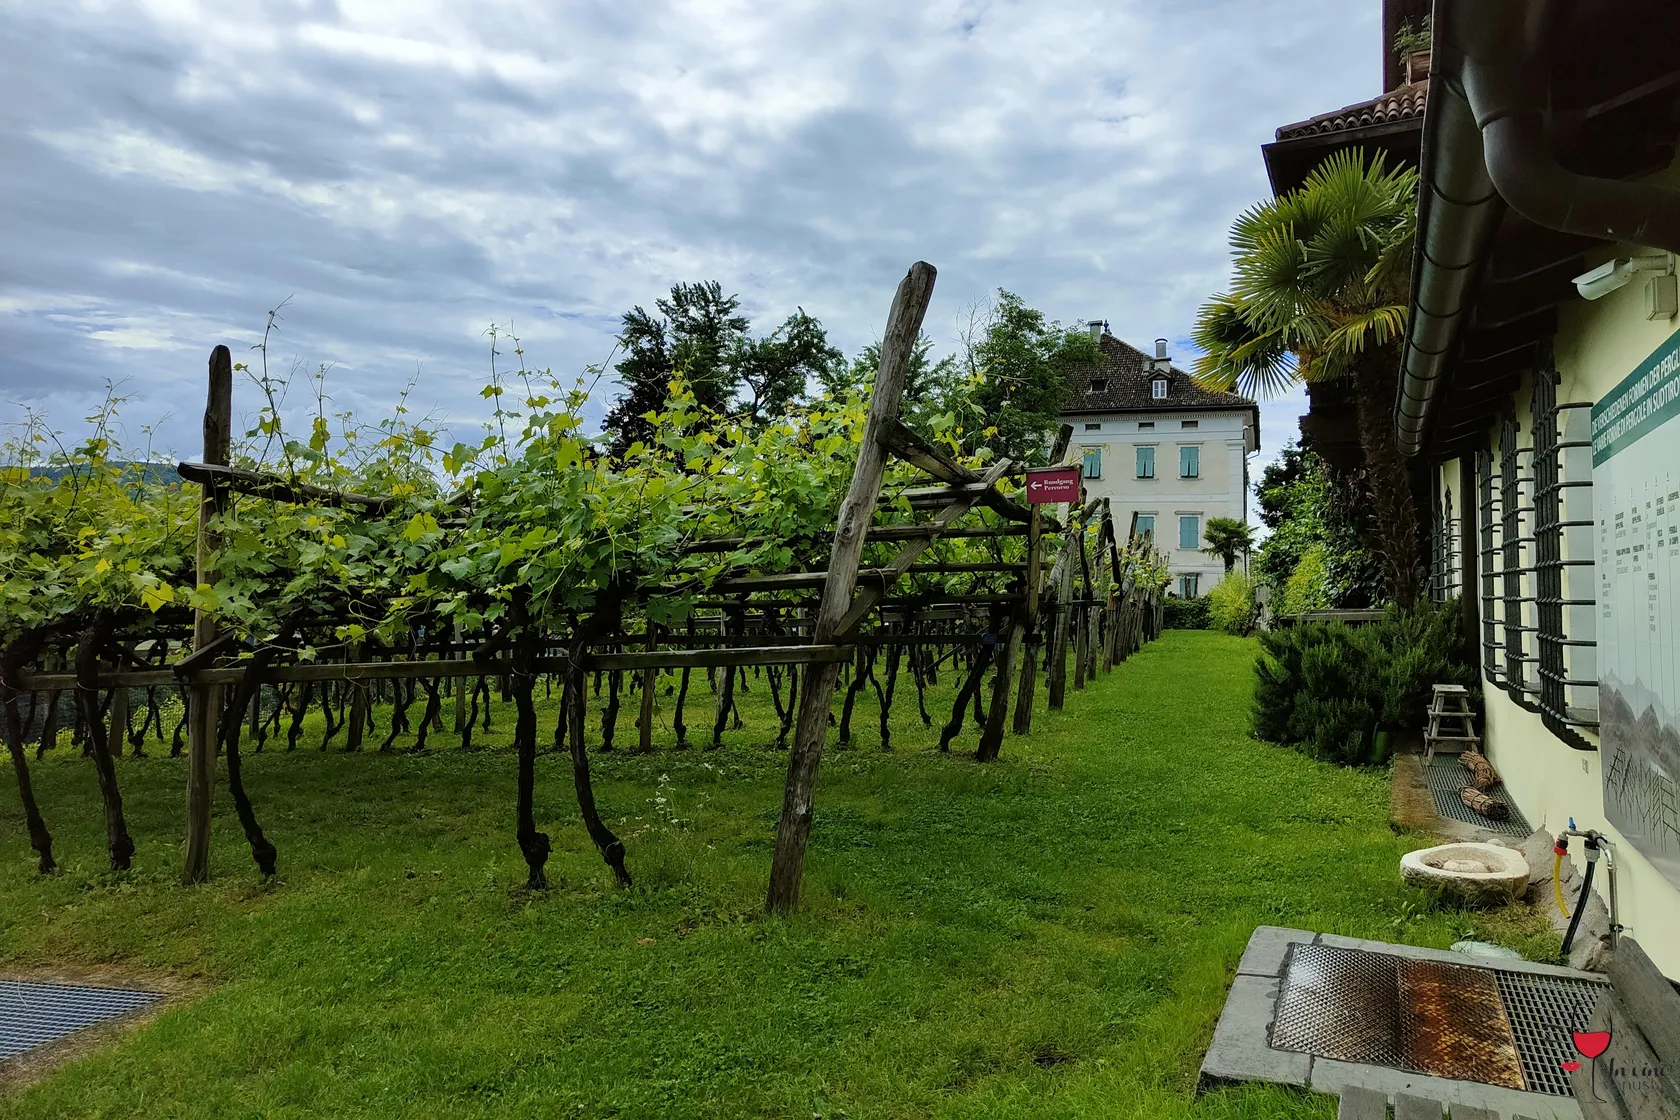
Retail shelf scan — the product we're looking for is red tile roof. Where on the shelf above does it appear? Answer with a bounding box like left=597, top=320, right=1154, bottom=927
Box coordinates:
left=1061, top=335, right=1256, bottom=415
left=1274, top=80, right=1428, bottom=141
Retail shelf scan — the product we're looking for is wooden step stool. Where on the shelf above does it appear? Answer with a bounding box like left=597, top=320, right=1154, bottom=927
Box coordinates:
left=1425, top=683, right=1480, bottom=762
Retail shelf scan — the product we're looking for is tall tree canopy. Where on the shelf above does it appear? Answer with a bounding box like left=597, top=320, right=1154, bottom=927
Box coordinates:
left=602, top=283, right=842, bottom=454
left=1192, top=150, right=1423, bottom=607
left=948, top=290, right=1097, bottom=467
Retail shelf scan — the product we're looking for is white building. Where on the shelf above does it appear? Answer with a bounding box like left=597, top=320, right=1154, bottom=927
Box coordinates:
left=1059, top=329, right=1259, bottom=598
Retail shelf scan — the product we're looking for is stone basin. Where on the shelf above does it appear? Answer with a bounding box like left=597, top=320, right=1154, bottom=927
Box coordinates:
left=1400, top=841, right=1529, bottom=905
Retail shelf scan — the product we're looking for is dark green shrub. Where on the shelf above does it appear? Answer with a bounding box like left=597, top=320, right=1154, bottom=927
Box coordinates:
left=1163, top=596, right=1209, bottom=629
left=1252, top=601, right=1478, bottom=765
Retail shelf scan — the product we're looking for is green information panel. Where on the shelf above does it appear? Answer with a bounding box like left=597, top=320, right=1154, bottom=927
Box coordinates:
left=1593, top=328, right=1680, bottom=888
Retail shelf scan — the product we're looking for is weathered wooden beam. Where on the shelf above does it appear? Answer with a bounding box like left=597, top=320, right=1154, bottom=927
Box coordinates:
left=176, top=461, right=397, bottom=514
left=877, top=418, right=976, bottom=484
left=768, top=260, right=934, bottom=915
left=833, top=458, right=1013, bottom=636
left=185, top=346, right=231, bottom=885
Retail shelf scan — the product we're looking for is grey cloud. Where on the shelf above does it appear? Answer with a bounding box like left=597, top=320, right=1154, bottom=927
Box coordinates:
left=2, top=0, right=1374, bottom=476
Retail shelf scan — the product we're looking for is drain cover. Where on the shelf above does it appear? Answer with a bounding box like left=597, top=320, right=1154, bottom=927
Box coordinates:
left=1270, top=944, right=1606, bottom=1096
left=1426, top=754, right=1530, bottom=835
left=0, top=980, right=163, bottom=1061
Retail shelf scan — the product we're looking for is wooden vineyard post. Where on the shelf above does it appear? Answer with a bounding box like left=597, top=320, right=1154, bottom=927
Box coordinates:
left=1011, top=502, right=1042, bottom=734
left=1072, top=514, right=1090, bottom=692
left=453, top=622, right=466, bottom=733
left=1047, top=529, right=1075, bottom=709
left=638, top=622, right=659, bottom=753
left=184, top=345, right=231, bottom=884
left=1013, top=424, right=1065, bottom=735
left=766, top=260, right=934, bottom=915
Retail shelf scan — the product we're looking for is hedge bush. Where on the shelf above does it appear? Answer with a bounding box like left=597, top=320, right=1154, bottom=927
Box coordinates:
left=1207, top=571, right=1258, bottom=636
left=1252, top=600, right=1478, bottom=765
left=1162, top=595, right=1210, bottom=630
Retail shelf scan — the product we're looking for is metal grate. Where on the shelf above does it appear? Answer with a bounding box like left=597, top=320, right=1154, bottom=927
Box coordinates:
left=1426, top=754, right=1531, bottom=836
left=1494, top=969, right=1609, bottom=1097
left=0, top=980, right=163, bottom=1061
left=1269, top=944, right=1609, bottom=1098
left=1272, top=944, right=1405, bottom=1067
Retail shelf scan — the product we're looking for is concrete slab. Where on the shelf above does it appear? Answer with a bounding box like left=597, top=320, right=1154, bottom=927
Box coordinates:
left=1199, top=973, right=1312, bottom=1089
left=1338, top=1086, right=1388, bottom=1120
left=1310, top=1059, right=1582, bottom=1120
left=1395, top=1093, right=1445, bottom=1120
left=1237, top=926, right=1317, bottom=978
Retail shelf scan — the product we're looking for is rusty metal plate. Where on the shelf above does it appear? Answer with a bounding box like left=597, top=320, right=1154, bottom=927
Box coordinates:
left=1397, top=958, right=1525, bottom=1089
left=1271, top=945, right=1548, bottom=1092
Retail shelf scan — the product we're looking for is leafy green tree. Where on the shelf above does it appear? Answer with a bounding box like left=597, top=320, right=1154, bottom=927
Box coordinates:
left=1193, top=150, right=1424, bottom=607
left=1201, top=516, right=1254, bottom=573
left=841, top=334, right=960, bottom=431
left=733, top=309, right=845, bottom=424
left=1254, top=443, right=1386, bottom=609
left=604, top=282, right=749, bottom=455
left=949, top=291, right=1097, bottom=466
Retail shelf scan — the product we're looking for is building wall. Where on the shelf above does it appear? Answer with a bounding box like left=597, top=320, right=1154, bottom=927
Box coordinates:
left=1065, top=408, right=1253, bottom=593
left=1435, top=219, right=1680, bottom=979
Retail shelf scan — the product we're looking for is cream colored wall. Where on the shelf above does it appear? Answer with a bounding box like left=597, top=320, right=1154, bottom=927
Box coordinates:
left=1449, top=214, right=1680, bottom=979
left=1067, top=409, right=1253, bottom=589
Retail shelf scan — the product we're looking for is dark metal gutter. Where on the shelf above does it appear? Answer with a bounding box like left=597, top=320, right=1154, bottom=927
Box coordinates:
left=1395, top=0, right=1680, bottom=457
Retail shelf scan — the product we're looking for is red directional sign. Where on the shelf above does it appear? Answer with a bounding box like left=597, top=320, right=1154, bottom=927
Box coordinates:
left=1024, top=466, right=1082, bottom=504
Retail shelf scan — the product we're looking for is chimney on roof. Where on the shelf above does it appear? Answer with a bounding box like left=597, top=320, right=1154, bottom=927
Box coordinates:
left=1151, top=338, right=1171, bottom=372
left=1087, top=320, right=1105, bottom=343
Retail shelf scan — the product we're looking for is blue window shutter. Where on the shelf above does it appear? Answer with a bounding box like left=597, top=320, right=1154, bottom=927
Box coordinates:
left=1082, top=448, right=1101, bottom=478
left=1136, top=515, right=1154, bottom=541
left=1136, top=446, right=1154, bottom=478
left=1179, top=515, right=1199, bottom=550
left=1180, top=446, right=1198, bottom=478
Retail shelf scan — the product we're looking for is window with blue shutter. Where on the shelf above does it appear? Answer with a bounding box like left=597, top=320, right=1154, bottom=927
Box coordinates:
left=1179, top=445, right=1199, bottom=478
left=1082, top=448, right=1101, bottom=479
left=1179, top=515, right=1199, bottom=550
left=1135, top=446, right=1155, bottom=478
left=1135, top=514, right=1154, bottom=542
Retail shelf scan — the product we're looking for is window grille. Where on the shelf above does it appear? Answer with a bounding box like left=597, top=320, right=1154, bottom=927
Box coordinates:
left=1530, top=364, right=1598, bottom=746
left=1498, top=413, right=1542, bottom=710
left=1477, top=446, right=1505, bottom=686
left=1442, top=488, right=1460, bottom=599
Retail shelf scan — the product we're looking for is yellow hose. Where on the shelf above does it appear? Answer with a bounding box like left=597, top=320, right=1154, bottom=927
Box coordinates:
left=1554, top=850, right=1570, bottom=916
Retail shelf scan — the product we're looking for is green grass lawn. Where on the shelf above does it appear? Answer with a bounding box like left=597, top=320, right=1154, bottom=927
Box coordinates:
left=0, top=631, right=1553, bottom=1119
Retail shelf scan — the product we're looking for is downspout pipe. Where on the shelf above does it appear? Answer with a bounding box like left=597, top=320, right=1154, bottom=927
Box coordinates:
left=1395, top=0, right=1680, bottom=457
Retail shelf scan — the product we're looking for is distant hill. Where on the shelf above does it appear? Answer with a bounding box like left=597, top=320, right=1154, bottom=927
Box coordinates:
left=12, top=461, right=183, bottom=486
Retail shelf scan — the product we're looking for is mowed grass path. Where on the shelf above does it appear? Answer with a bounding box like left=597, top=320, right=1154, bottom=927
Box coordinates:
left=1, top=632, right=1543, bottom=1118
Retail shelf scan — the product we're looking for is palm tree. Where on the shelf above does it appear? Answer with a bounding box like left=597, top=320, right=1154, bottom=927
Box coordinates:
left=1201, top=516, right=1254, bottom=573
left=1192, top=150, right=1423, bottom=608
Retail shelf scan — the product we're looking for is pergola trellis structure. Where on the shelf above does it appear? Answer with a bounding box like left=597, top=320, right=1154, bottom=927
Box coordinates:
left=0, top=262, right=1164, bottom=911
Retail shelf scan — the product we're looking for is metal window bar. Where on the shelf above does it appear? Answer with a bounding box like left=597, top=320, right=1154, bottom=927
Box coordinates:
left=1499, top=418, right=1541, bottom=707
left=1444, top=488, right=1460, bottom=599
left=1533, top=379, right=1599, bottom=746
left=1478, top=447, right=1504, bottom=685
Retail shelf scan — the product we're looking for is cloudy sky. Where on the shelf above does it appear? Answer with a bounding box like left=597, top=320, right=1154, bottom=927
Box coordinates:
left=1, top=0, right=1378, bottom=477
